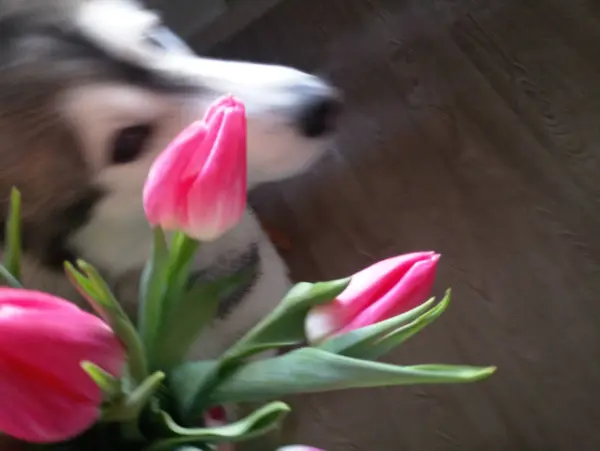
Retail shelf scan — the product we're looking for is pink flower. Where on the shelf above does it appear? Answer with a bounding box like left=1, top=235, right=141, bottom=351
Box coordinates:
left=277, top=447, right=325, bottom=451
left=143, top=95, right=247, bottom=241
left=305, top=251, right=440, bottom=343
left=0, top=289, right=126, bottom=443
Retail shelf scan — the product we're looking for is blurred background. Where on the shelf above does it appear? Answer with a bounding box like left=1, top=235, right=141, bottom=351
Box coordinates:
left=150, top=0, right=600, bottom=450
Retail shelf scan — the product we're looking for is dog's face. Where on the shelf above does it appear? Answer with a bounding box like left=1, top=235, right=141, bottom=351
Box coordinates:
left=0, top=0, right=341, bottom=278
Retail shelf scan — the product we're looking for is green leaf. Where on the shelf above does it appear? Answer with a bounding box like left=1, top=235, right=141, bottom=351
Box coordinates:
left=77, top=260, right=130, bottom=320
left=142, top=231, right=201, bottom=372
left=153, top=263, right=258, bottom=372
left=170, top=279, right=350, bottom=422
left=66, top=260, right=148, bottom=384
left=173, top=357, right=248, bottom=422
left=147, top=401, right=290, bottom=451
left=112, top=316, right=149, bottom=385
left=168, top=232, right=201, bottom=279
left=169, top=360, right=220, bottom=419
left=0, top=263, right=23, bottom=288
left=76, top=261, right=148, bottom=384
left=64, top=261, right=113, bottom=323
left=163, top=232, right=201, bottom=310
left=319, top=290, right=451, bottom=360
left=102, top=371, right=165, bottom=422
left=363, top=290, right=451, bottom=360
left=206, top=348, right=497, bottom=403
left=3, top=187, right=22, bottom=282
left=225, top=278, right=351, bottom=359
left=139, top=227, right=170, bottom=359
left=81, top=361, right=122, bottom=400
left=317, top=297, right=436, bottom=355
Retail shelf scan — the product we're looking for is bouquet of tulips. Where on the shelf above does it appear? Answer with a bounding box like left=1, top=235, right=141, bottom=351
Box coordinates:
left=0, top=96, right=496, bottom=451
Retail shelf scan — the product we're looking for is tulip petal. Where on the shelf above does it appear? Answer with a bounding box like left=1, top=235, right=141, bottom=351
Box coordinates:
left=143, top=121, right=207, bottom=228
left=186, top=101, right=247, bottom=240
left=143, top=95, right=247, bottom=241
left=0, top=356, right=99, bottom=443
left=183, top=109, right=225, bottom=181
left=337, top=252, right=437, bottom=320
left=304, top=302, right=348, bottom=344
left=0, top=289, right=81, bottom=314
left=339, top=255, right=439, bottom=333
left=0, top=310, right=124, bottom=396
left=0, top=289, right=125, bottom=443
left=203, top=95, right=238, bottom=124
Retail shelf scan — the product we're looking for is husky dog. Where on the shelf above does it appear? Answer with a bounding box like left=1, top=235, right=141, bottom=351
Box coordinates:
left=0, top=0, right=341, bottom=359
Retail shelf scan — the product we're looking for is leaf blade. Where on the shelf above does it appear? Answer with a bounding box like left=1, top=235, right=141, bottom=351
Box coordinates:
left=3, top=187, right=22, bottom=282
left=153, top=263, right=258, bottom=372
left=317, top=295, right=439, bottom=357
left=361, top=290, right=451, bottom=360
left=208, top=348, right=496, bottom=403
left=169, top=279, right=350, bottom=422
left=66, top=260, right=148, bottom=384
left=81, top=361, right=122, bottom=400
left=225, top=278, right=351, bottom=359
left=0, top=263, right=23, bottom=288
left=147, top=401, right=290, bottom=451
left=324, top=289, right=452, bottom=360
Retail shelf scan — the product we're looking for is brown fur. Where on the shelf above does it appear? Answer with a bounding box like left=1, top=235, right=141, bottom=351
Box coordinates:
left=0, top=0, right=125, bottom=303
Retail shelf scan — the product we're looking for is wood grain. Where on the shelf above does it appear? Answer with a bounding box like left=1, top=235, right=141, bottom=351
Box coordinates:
left=198, top=0, right=600, bottom=449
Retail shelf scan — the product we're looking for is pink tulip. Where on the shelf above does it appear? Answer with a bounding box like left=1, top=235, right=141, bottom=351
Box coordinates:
left=276, top=447, right=325, bottom=451
left=143, top=95, right=247, bottom=241
left=305, top=251, right=440, bottom=343
left=0, top=289, right=126, bottom=443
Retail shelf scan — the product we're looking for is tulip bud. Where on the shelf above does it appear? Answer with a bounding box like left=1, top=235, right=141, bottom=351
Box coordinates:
left=276, top=446, right=325, bottom=451
left=143, top=95, right=247, bottom=241
left=0, top=288, right=125, bottom=443
left=305, top=252, right=440, bottom=343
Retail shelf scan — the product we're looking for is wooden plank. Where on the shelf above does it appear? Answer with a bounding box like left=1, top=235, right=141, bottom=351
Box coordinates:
left=149, top=0, right=285, bottom=51
left=208, top=0, right=600, bottom=449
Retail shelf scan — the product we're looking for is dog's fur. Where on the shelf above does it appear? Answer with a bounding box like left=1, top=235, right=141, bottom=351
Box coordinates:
left=0, top=0, right=340, bottom=359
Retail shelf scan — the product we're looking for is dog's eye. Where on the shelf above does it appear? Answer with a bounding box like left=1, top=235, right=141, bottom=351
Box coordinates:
left=110, top=124, right=154, bottom=165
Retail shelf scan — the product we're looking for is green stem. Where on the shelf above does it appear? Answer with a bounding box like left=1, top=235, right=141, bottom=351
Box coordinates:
left=139, top=227, right=169, bottom=364
left=122, top=321, right=150, bottom=386
left=149, top=233, right=200, bottom=372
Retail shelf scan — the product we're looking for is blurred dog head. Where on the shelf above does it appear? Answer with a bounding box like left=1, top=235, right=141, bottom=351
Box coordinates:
left=0, top=0, right=341, bottom=279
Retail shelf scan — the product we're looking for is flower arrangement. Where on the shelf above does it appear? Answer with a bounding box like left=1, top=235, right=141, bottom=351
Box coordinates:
left=0, top=96, right=496, bottom=451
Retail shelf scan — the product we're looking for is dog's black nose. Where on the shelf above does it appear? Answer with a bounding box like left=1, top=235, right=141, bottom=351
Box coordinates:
left=296, top=90, right=343, bottom=138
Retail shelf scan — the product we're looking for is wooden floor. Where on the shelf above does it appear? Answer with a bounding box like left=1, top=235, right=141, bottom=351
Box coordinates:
left=200, top=0, right=600, bottom=449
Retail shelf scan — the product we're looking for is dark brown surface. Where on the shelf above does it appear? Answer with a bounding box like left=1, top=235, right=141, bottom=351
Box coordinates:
left=202, top=0, right=600, bottom=449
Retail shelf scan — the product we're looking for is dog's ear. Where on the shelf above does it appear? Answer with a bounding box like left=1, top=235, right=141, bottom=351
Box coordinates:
left=0, top=107, right=91, bottom=219
left=0, top=98, right=105, bottom=266
left=0, top=108, right=107, bottom=302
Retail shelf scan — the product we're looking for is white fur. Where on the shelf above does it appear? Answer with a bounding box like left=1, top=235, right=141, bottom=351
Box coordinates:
left=54, top=0, right=339, bottom=359
left=74, top=0, right=336, bottom=184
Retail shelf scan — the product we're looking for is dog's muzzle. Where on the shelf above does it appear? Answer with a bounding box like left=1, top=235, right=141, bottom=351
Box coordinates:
left=293, top=85, right=343, bottom=138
